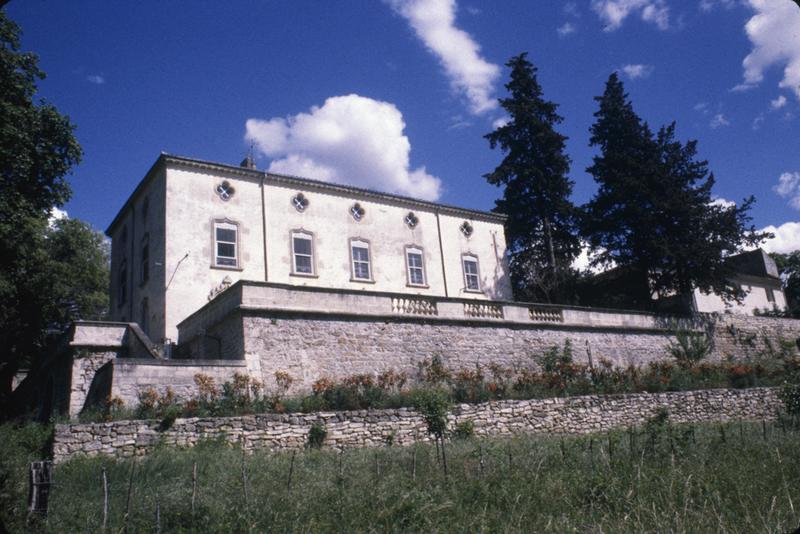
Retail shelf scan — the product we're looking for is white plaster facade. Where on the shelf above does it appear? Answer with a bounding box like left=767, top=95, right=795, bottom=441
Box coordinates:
left=107, top=154, right=512, bottom=343
left=692, top=249, right=787, bottom=315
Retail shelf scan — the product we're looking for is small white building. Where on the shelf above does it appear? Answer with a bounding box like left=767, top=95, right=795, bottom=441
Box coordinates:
left=692, top=248, right=787, bottom=315
left=106, top=154, right=513, bottom=343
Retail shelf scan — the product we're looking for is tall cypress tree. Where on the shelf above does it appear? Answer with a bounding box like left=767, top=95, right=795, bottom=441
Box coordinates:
left=485, top=53, right=579, bottom=303
left=582, top=73, right=768, bottom=309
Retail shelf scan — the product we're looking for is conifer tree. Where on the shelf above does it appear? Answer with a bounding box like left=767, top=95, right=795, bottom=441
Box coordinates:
left=485, top=53, right=580, bottom=303
left=581, top=73, right=768, bottom=309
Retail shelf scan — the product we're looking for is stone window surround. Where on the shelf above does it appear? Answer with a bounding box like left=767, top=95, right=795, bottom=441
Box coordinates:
left=461, top=252, right=482, bottom=293
left=404, top=244, right=428, bottom=288
left=349, top=237, right=374, bottom=283
left=211, top=218, right=242, bottom=271
left=290, top=228, right=318, bottom=278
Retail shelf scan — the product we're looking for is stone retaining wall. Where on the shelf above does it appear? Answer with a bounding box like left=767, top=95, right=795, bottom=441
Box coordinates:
left=53, top=386, right=781, bottom=463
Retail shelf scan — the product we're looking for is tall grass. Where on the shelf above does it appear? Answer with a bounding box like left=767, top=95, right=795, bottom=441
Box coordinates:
left=24, top=419, right=800, bottom=533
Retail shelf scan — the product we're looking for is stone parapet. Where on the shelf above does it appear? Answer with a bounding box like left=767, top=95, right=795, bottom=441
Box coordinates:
left=53, top=386, right=781, bottom=463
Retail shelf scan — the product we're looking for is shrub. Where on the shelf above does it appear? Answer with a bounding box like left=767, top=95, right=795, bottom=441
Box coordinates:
left=453, top=420, right=475, bottom=440
left=778, top=381, right=800, bottom=416
left=308, top=422, right=327, bottom=449
left=418, top=354, right=451, bottom=385
left=669, top=330, right=711, bottom=368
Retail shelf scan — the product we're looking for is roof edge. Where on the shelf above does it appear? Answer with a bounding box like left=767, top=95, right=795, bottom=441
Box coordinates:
left=107, top=153, right=507, bottom=233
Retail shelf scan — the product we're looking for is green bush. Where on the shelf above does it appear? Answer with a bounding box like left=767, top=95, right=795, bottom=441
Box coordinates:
left=669, top=330, right=712, bottom=367
left=308, top=422, right=327, bottom=449
left=779, top=381, right=800, bottom=416
left=453, top=420, right=475, bottom=440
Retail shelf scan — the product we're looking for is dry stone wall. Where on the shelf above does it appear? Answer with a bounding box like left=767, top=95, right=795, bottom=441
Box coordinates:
left=53, top=386, right=781, bottom=463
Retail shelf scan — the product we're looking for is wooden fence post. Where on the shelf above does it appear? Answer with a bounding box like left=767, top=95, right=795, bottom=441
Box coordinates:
left=28, top=460, right=53, bottom=516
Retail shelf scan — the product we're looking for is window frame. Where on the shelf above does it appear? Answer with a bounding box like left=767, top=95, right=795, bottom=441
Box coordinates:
left=212, top=219, right=241, bottom=270
left=290, top=229, right=317, bottom=277
left=461, top=253, right=482, bottom=293
left=117, top=259, right=127, bottom=307
left=349, top=237, right=374, bottom=283
left=766, top=287, right=776, bottom=303
left=405, top=245, right=428, bottom=288
left=139, top=233, right=149, bottom=285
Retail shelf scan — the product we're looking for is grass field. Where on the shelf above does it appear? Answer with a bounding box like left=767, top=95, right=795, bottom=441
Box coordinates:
left=3, top=417, right=799, bottom=533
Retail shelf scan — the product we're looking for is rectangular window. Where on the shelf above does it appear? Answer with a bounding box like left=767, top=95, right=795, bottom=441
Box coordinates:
left=118, top=260, right=127, bottom=306
left=292, top=232, right=314, bottom=274
left=463, top=255, right=481, bottom=291
left=214, top=221, right=238, bottom=267
left=350, top=239, right=371, bottom=281
left=140, top=235, right=149, bottom=284
left=406, top=247, right=426, bottom=286
left=766, top=287, right=775, bottom=303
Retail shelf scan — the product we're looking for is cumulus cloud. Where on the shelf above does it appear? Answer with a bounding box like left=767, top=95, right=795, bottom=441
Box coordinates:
left=591, top=0, right=670, bottom=31
left=752, top=113, right=765, bottom=130
left=86, top=74, right=105, bottom=84
left=774, top=171, right=800, bottom=210
left=709, top=113, right=730, bottom=128
left=245, top=94, right=442, bottom=201
left=386, top=0, right=499, bottom=115
left=557, top=22, right=577, bottom=36
left=770, top=94, right=787, bottom=110
left=621, top=63, right=654, bottom=80
left=737, top=0, right=800, bottom=100
left=758, top=221, right=800, bottom=254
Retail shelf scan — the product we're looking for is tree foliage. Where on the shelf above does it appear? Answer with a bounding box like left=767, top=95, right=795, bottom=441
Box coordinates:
left=581, top=73, right=768, bottom=309
left=485, top=53, right=580, bottom=303
left=0, top=10, right=88, bottom=398
left=771, top=251, right=800, bottom=317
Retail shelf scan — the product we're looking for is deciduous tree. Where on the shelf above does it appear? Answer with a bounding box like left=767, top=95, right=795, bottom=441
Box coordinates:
left=0, top=10, right=84, bottom=398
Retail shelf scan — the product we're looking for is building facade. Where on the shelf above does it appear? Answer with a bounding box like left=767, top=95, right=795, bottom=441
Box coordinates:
left=692, top=248, right=787, bottom=315
left=106, top=154, right=513, bottom=343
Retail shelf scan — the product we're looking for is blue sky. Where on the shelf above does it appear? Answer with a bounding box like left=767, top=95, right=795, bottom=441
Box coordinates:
left=7, top=0, right=800, bottom=251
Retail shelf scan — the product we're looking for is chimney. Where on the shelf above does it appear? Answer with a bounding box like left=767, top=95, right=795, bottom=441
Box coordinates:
left=240, top=155, right=256, bottom=170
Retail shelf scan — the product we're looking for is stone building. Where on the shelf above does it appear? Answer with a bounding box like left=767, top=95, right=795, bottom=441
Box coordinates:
left=106, top=153, right=513, bottom=344
left=27, top=153, right=799, bottom=420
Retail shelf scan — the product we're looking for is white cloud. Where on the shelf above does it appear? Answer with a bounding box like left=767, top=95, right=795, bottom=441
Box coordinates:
left=387, top=0, right=499, bottom=115
left=591, top=0, right=670, bottom=31
left=557, top=22, right=577, bottom=36
left=709, top=113, right=730, bottom=128
left=773, top=171, right=800, bottom=210
left=699, top=0, right=737, bottom=11
left=710, top=196, right=736, bottom=208
left=739, top=0, right=800, bottom=101
left=770, top=94, right=787, bottom=110
left=86, top=74, right=105, bottom=84
left=758, top=222, right=800, bottom=254
left=245, top=94, right=442, bottom=201
left=564, top=2, right=581, bottom=17
left=48, top=207, right=68, bottom=229
left=621, top=63, right=654, bottom=79
left=491, top=116, right=510, bottom=129
left=752, top=112, right=765, bottom=130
